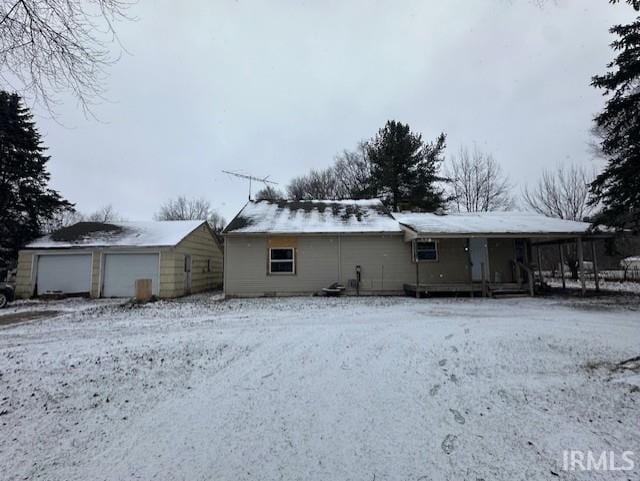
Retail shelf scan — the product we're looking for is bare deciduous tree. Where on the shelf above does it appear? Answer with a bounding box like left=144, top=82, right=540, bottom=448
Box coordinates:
left=0, top=0, right=133, bottom=115
left=84, top=204, right=122, bottom=223
left=333, top=141, right=372, bottom=199
left=255, top=185, right=285, bottom=201
left=287, top=169, right=339, bottom=200
left=522, top=164, right=595, bottom=221
left=446, top=146, right=514, bottom=212
left=155, top=196, right=225, bottom=232
left=523, top=163, right=596, bottom=279
left=41, top=204, right=122, bottom=232
left=287, top=142, right=372, bottom=201
left=41, top=208, right=82, bottom=233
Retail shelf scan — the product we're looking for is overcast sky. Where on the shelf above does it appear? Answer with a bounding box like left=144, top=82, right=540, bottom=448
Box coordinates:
left=33, top=0, right=635, bottom=223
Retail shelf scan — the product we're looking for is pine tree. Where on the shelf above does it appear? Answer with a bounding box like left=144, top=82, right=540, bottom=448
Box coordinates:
left=590, top=1, right=640, bottom=230
left=0, top=92, right=73, bottom=268
left=367, top=120, right=447, bottom=211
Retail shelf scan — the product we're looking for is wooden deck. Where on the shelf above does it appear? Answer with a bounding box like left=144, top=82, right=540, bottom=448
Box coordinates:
left=403, top=282, right=532, bottom=298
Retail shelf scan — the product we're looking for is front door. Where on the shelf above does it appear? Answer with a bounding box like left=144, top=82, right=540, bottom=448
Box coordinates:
left=184, top=255, right=192, bottom=295
left=469, top=237, right=489, bottom=282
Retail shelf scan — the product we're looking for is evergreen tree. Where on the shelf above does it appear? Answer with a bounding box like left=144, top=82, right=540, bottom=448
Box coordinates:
left=367, top=120, right=447, bottom=211
left=0, top=92, right=73, bottom=268
left=590, top=0, right=640, bottom=230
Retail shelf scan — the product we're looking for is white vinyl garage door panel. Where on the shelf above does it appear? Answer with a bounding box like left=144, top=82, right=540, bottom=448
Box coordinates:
left=37, top=254, right=92, bottom=295
left=102, top=253, right=159, bottom=297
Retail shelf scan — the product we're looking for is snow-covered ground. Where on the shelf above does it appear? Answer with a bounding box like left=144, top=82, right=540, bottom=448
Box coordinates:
left=1, top=294, right=639, bottom=480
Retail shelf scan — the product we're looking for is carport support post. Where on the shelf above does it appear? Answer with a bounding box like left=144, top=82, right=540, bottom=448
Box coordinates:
left=591, top=241, right=600, bottom=293
left=415, top=259, right=420, bottom=299
left=558, top=243, right=566, bottom=290
left=536, top=246, right=543, bottom=286
left=577, top=238, right=586, bottom=296
left=468, top=239, right=474, bottom=298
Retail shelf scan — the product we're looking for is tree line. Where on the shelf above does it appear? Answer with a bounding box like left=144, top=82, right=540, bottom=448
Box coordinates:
left=256, top=120, right=594, bottom=221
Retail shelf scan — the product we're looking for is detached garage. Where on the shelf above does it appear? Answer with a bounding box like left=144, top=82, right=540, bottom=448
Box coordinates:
left=15, top=220, right=223, bottom=299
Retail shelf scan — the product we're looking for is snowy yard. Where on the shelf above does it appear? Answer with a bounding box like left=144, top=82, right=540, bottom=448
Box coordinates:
left=1, top=294, right=639, bottom=481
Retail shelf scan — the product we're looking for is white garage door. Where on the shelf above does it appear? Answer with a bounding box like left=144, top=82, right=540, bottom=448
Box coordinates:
left=102, top=253, right=159, bottom=298
left=37, top=254, right=92, bottom=295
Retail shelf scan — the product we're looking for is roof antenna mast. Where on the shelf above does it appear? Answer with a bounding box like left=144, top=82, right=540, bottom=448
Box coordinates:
left=221, top=170, right=279, bottom=200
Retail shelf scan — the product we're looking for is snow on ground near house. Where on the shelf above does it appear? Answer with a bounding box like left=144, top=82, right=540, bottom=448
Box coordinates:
left=0, top=294, right=639, bottom=481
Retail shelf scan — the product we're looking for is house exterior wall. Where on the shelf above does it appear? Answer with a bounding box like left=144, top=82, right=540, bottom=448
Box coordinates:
left=224, top=235, right=340, bottom=296
left=15, top=250, right=35, bottom=298
left=416, top=238, right=471, bottom=285
left=171, top=224, right=224, bottom=296
left=224, top=234, right=506, bottom=297
left=14, top=225, right=222, bottom=299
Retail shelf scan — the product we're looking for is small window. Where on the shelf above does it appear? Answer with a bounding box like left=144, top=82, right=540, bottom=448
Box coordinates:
left=269, top=248, right=295, bottom=274
left=207, top=259, right=211, bottom=272
left=414, top=240, right=438, bottom=262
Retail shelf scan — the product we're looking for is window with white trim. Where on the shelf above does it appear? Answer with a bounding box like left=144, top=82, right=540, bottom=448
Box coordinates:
left=413, top=240, right=438, bottom=262
left=269, top=248, right=295, bottom=274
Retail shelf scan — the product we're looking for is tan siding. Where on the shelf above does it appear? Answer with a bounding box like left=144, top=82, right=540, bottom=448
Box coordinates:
left=417, top=238, right=471, bottom=284
left=225, top=236, right=340, bottom=296
left=338, top=235, right=412, bottom=292
left=158, top=249, right=176, bottom=298
left=15, top=251, right=35, bottom=298
left=90, top=253, right=101, bottom=297
left=172, top=224, right=223, bottom=297
left=338, top=236, right=470, bottom=292
left=225, top=235, right=514, bottom=297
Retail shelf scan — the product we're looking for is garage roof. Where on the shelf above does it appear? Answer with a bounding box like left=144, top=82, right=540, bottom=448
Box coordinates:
left=26, top=220, right=206, bottom=248
left=223, top=199, right=401, bottom=234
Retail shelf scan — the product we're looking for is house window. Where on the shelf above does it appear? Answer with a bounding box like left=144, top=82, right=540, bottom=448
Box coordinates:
left=414, top=240, right=438, bottom=262
left=269, top=248, right=295, bottom=274
left=207, top=259, right=211, bottom=272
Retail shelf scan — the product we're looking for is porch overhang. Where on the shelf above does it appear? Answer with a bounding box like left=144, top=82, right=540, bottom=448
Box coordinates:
left=398, top=223, right=610, bottom=243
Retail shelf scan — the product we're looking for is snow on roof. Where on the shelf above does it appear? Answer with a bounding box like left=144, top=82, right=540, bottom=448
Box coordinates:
left=396, top=211, right=592, bottom=236
left=223, top=199, right=401, bottom=234
left=26, top=220, right=206, bottom=249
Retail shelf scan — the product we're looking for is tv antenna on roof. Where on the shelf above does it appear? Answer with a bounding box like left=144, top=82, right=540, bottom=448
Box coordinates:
left=222, top=170, right=279, bottom=200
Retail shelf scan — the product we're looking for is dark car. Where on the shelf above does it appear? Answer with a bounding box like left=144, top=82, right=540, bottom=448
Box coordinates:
left=0, top=282, right=14, bottom=308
